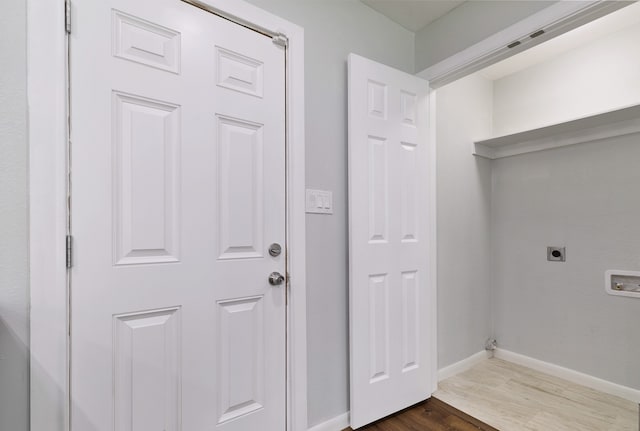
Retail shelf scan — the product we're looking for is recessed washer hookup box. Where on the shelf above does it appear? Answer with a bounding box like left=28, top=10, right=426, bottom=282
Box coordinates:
left=605, top=270, right=640, bottom=299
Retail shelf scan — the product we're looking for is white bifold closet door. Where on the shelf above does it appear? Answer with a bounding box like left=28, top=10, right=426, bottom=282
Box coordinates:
left=348, top=53, right=435, bottom=429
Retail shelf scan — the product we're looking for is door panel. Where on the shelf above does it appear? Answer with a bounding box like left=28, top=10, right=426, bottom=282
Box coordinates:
left=217, top=116, right=264, bottom=260
left=70, top=1, right=286, bottom=430
left=217, top=296, right=265, bottom=424
left=112, top=92, right=181, bottom=265
left=348, top=53, right=433, bottom=429
left=113, top=307, right=181, bottom=431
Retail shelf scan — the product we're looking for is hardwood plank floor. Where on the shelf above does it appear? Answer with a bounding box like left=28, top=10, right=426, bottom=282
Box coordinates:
left=435, top=358, right=638, bottom=431
left=343, top=398, right=498, bottom=431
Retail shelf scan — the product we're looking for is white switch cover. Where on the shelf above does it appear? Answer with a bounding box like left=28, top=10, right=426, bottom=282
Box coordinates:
left=306, top=189, right=333, bottom=214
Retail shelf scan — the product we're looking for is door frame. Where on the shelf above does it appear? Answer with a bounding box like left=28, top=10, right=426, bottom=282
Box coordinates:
left=27, top=1, right=306, bottom=430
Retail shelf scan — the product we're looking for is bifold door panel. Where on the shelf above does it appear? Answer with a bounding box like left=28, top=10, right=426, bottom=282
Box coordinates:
left=348, top=53, right=434, bottom=429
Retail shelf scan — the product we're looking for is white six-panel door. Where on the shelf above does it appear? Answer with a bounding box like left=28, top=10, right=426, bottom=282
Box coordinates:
left=70, top=1, right=286, bottom=429
left=348, top=53, right=434, bottom=429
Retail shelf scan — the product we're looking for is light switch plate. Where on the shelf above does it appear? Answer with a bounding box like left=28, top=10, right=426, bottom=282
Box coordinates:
left=306, top=189, right=333, bottom=214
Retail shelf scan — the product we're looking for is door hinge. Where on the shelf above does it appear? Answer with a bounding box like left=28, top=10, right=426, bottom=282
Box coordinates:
left=272, top=32, right=288, bottom=47
left=65, top=0, right=71, bottom=34
left=66, top=235, right=73, bottom=269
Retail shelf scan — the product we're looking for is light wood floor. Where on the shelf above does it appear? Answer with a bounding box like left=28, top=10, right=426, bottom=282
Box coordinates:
left=435, top=358, right=638, bottom=431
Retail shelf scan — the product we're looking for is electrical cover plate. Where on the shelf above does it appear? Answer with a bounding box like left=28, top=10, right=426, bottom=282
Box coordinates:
left=306, top=189, right=333, bottom=214
left=547, top=246, right=566, bottom=262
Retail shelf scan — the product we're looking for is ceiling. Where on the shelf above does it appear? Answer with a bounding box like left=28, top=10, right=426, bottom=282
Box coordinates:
left=361, top=0, right=465, bottom=32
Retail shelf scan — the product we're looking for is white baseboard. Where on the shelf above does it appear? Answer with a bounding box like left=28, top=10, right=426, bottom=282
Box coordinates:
left=438, top=350, right=492, bottom=382
left=307, top=412, right=350, bottom=431
left=494, top=348, right=640, bottom=403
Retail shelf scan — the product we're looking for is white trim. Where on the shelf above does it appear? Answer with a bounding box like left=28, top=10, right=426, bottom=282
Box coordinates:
left=417, top=1, right=630, bottom=88
left=428, top=88, right=439, bottom=394
left=307, top=412, right=350, bottom=431
left=437, top=351, right=492, bottom=382
left=473, top=105, right=640, bottom=160
left=279, top=16, right=308, bottom=431
left=494, top=349, right=640, bottom=403
left=28, top=1, right=69, bottom=431
left=29, top=1, right=307, bottom=430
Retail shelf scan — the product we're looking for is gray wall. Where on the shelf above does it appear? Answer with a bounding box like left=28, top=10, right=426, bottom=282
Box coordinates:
left=243, top=0, right=415, bottom=426
left=436, top=23, right=640, bottom=389
left=435, top=74, right=493, bottom=368
left=492, top=138, right=640, bottom=390
left=415, top=1, right=555, bottom=73
left=489, top=18, right=640, bottom=390
left=0, top=0, right=30, bottom=429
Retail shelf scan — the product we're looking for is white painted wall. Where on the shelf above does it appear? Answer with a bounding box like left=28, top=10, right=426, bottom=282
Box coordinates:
left=415, top=1, right=555, bottom=73
left=435, top=74, right=493, bottom=369
left=0, top=0, right=29, bottom=429
left=242, top=0, right=415, bottom=426
left=493, top=21, right=640, bottom=136
left=492, top=136, right=640, bottom=390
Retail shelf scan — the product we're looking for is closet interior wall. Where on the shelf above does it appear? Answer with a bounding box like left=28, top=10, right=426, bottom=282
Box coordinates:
left=435, top=74, right=493, bottom=369
left=436, top=16, right=640, bottom=390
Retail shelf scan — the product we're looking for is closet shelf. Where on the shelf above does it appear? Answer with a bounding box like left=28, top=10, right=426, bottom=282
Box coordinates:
left=473, top=104, right=640, bottom=159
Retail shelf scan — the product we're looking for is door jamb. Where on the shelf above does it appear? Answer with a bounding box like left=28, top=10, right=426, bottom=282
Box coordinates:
left=28, top=0, right=306, bottom=430
left=28, top=1, right=69, bottom=430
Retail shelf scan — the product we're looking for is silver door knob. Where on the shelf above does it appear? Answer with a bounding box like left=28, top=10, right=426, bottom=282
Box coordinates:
left=269, top=272, right=285, bottom=286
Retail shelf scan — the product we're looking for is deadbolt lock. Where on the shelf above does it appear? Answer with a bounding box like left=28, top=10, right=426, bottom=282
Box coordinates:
left=269, top=243, right=282, bottom=257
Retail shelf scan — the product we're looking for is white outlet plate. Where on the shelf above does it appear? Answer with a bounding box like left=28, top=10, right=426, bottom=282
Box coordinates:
left=306, top=189, right=333, bottom=214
